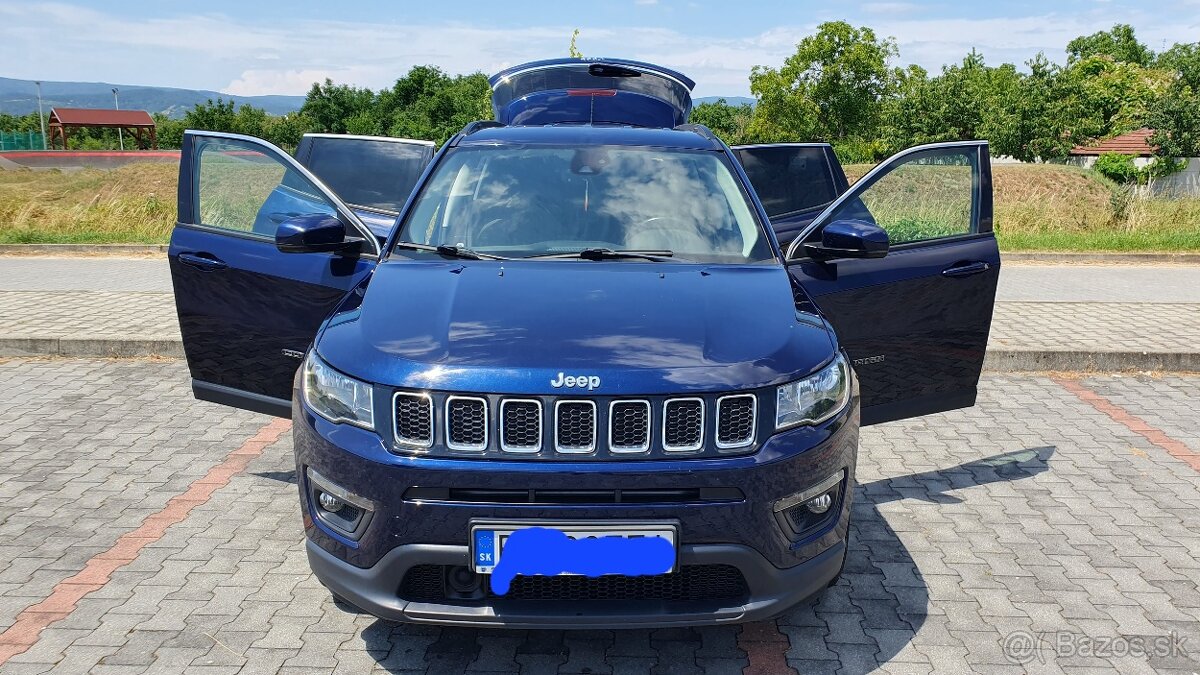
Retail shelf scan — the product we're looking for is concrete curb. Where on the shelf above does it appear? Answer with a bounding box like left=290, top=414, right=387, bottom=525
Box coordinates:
left=1001, top=252, right=1200, bottom=265
left=2, top=336, right=1195, bottom=372
left=983, top=350, right=1199, bottom=372
left=0, top=244, right=168, bottom=255
left=0, top=338, right=184, bottom=358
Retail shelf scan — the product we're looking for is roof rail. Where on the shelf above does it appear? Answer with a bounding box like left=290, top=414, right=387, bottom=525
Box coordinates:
left=673, top=123, right=720, bottom=144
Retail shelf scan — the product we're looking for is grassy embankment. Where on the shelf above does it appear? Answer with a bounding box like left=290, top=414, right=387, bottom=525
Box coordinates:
left=2, top=162, right=1199, bottom=250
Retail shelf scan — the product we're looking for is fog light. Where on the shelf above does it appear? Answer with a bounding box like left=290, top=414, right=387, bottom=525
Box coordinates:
left=774, top=469, right=845, bottom=540
left=805, top=493, right=832, bottom=514
left=318, top=491, right=344, bottom=513
left=306, top=467, right=375, bottom=541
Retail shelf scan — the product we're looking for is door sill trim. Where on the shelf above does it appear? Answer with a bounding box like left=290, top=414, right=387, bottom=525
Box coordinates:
left=193, top=380, right=292, bottom=418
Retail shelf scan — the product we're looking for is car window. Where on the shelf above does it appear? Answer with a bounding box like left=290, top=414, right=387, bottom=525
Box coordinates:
left=396, top=145, right=774, bottom=264
left=734, top=146, right=838, bottom=217
left=304, top=138, right=430, bottom=213
left=822, top=148, right=976, bottom=245
left=195, top=138, right=335, bottom=237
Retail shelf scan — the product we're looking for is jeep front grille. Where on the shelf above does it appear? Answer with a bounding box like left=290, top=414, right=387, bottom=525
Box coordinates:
left=609, top=400, right=651, bottom=453
left=554, top=401, right=597, bottom=453
left=393, top=392, right=433, bottom=449
left=716, top=394, right=756, bottom=449
left=392, top=390, right=769, bottom=459
left=500, top=399, right=542, bottom=453
left=663, top=398, right=704, bottom=452
left=445, top=396, right=487, bottom=451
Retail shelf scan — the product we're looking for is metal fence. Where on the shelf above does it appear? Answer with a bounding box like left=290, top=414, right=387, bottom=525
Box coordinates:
left=0, top=131, right=47, bottom=151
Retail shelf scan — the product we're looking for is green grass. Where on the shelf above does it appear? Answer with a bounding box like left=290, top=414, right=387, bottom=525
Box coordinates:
left=2, top=161, right=1198, bottom=251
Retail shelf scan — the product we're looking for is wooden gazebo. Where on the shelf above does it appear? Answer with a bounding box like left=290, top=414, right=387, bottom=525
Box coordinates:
left=47, top=108, right=157, bottom=150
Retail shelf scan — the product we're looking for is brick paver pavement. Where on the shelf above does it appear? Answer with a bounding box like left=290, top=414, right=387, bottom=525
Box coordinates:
left=0, top=358, right=1197, bottom=673
left=2, top=258, right=1199, bottom=359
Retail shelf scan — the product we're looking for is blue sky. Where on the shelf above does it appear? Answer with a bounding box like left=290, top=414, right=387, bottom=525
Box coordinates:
left=2, top=1, right=1198, bottom=97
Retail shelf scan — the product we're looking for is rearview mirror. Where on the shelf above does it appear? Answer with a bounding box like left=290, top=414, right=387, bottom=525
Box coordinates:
left=804, top=219, right=889, bottom=261
left=275, top=214, right=355, bottom=254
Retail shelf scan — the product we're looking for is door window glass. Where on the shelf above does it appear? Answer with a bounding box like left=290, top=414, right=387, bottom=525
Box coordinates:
left=825, top=148, right=976, bottom=245
left=733, top=146, right=838, bottom=217
left=305, top=138, right=431, bottom=213
left=195, top=138, right=336, bottom=237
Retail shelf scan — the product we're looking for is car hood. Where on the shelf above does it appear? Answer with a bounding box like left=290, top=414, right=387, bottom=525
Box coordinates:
left=317, top=260, right=835, bottom=395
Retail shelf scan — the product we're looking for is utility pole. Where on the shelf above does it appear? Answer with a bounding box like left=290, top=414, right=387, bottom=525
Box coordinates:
left=35, top=81, right=47, bottom=150
left=112, top=88, right=124, bottom=151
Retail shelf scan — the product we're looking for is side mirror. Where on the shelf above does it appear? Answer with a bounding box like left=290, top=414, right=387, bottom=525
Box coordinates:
left=805, top=219, right=889, bottom=260
left=275, top=214, right=355, bottom=254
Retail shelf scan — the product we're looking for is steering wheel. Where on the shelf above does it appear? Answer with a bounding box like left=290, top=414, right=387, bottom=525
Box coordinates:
left=471, top=217, right=507, bottom=247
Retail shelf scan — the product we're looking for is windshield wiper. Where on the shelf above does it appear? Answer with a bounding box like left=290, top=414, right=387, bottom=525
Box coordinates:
left=527, top=248, right=681, bottom=262
left=393, top=241, right=507, bottom=260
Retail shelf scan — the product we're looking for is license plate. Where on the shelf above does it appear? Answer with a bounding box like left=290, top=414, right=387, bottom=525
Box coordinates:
left=470, top=521, right=677, bottom=575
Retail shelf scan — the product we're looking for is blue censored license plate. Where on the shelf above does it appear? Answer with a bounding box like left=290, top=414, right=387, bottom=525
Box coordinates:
left=469, top=522, right=677, bottom=578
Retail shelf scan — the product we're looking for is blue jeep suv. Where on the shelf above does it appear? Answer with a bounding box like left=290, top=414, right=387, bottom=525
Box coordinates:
left=169, top=58, right=999, bottom=627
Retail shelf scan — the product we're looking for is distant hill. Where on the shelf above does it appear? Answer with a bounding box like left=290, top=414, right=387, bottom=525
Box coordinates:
left=0, top=77, right=306, bottom=117
left=694, top=96, right=756, bottom=107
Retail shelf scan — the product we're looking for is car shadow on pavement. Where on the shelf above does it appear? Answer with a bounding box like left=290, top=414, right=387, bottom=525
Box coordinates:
left=345, top=446, right=1055, bottom=673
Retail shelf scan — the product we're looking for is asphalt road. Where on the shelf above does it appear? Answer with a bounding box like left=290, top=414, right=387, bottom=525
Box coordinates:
left=0, top=359, right=1198, bottom=673
left=2, top=256, right=1200, bottom=303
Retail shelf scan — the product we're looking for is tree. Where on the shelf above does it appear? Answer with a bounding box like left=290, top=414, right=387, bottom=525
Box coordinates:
left=568, top=29, right=583, bottom=58
left=749, top=22, right=898, bottom=142
left=688, top=99, right=753, bottom=145
left=1148, top=83, right=1200, bottom=157
left=1056, top=55, right=1172, bottom=144
left=1156, top=42, right=1200, bottom=90
left=1067, top=24, right=1153, bottom=66
left=300, top=79, right=376, bottom=133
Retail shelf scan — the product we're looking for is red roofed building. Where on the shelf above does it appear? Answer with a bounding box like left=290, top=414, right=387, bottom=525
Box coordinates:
left=1069, top=128, right=1157, bottom=159
left=47, top=108, right=157, bottom=150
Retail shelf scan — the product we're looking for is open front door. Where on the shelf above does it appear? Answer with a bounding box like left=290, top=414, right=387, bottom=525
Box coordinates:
left=731, top=143, right=850, bottom=251
left=169, top=131, right=379, bottom=417
left=786, top=141, right=1000, bottom=426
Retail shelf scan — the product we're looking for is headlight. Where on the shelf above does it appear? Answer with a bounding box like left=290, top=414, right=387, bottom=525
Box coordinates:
left=776, top=353, right=850, bottom=430
left=303, top=352, right=374, bottom=430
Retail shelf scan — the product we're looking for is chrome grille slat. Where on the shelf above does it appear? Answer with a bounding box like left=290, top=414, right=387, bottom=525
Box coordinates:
left=500, top=399, right=542, bottom=453
left=716, top=394, right=756, bottom=449
left=662, top=398, right=704, bottom=452
left=554, top=400, right=597, bottom=454
left=445, top=396, right=488, bottom=451
left=392, top=392, right=433, bottom=449
left=609, top=400, right=651, bottom=453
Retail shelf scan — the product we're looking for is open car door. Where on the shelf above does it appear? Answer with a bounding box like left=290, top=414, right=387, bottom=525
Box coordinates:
left=786, top=141, right=999, bottom=426
left=169, top=131, right=380, bottom=417
left=293, top=133, right=434, bottom=240
left=731, top=143, right=850, bottom=251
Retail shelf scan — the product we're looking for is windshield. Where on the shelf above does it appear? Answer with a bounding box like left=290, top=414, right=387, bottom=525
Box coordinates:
left=394, top=145, right=774, bottom=263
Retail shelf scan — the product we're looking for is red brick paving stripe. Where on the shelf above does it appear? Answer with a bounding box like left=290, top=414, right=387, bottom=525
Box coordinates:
left=0, top=418, right=292, bottom=665
left=739, top=620, right=798, bottom=675
left=1054, top=377, right=1200, bottom=472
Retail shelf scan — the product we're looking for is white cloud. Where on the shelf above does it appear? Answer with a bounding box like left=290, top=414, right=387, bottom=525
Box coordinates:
left=1, top=1, right=1198, bottom=99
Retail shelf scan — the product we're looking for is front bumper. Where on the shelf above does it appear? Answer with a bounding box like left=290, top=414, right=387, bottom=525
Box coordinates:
left=294, top=394, right=858, bottom=626
left=308, top=537, right=845, bottom=628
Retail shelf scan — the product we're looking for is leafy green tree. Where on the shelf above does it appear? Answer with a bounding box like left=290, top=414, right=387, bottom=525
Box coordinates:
left=300, top=79, right=376, bottom=133
left=1057, top=56, right=1172, bottom=143
left=689, top=99, right=753, bottom=144
left=749, top=21, right=898, bottom=142
left=1067, top=24, right=1153, bottom=66
left=1148, top=83, right=1200, bottom=157
left=1156, top=42, right=1200, bottom=90
left=568, top=29, right=583, bottom=58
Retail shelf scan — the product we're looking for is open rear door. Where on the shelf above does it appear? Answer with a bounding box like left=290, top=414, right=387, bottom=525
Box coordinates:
left=732, top=143, right=850, bottom=250
left=293, top=134, right=435, bottom=239
left=786, top=142, right=1000, bottom=426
